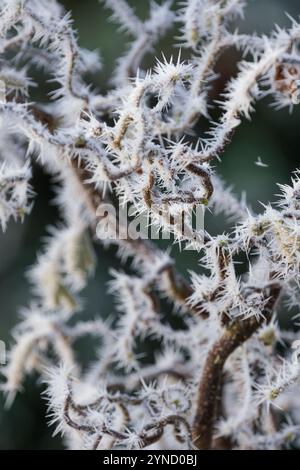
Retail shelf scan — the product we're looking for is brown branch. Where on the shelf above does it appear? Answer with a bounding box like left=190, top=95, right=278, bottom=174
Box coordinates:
left=186, top=163, right=214, bottom=201
left=21, top=105, right=209, bottom=321
left=192, top=283, right=281, bottom=449
left=69, top=156, right=207, bottom=318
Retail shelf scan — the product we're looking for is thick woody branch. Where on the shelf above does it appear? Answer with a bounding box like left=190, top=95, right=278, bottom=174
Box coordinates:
left=192, top=283, right=281, bottom=449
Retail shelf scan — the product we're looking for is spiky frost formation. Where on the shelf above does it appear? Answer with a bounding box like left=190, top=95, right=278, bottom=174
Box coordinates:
left=1, top=0, right=300, bottom=450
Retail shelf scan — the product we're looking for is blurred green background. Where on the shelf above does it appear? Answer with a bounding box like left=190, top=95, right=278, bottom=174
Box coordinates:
left=0, top=0, right=300, bottom=449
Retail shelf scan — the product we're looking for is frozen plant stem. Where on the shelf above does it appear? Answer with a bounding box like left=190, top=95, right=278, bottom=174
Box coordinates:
left=192, top=284, right=281, bottom=449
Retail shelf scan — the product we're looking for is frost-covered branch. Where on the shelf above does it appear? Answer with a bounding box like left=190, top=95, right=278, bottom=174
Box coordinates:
left=1, top=0, right=300, bottom=451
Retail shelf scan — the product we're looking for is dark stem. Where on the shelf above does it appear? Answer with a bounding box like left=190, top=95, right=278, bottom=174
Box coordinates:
left=192, top=283, right=281, bottom=449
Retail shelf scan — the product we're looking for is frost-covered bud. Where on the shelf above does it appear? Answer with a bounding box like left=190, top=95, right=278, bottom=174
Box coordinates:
left=273, top=60, right=300, bottom=107
left=0, top=162, right=33, bottom=231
